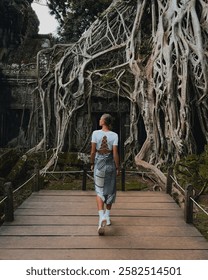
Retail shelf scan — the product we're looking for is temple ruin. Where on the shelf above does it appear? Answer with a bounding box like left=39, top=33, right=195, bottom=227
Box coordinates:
left=0, top=0, right=140, bottom=163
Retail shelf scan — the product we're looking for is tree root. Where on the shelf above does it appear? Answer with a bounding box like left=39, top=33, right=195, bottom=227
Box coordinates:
left=27, top=0, right=208, bottom=174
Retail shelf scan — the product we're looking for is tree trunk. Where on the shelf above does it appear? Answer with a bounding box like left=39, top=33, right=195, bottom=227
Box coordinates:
left=27, top=0, right=208, bottom=178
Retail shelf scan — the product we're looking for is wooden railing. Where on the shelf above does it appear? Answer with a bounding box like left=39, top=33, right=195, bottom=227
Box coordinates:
left=166, top=167, right=208, bottom=224
left=0, top=174, right=36, bottom=223
left=0, top=164, right=97, bottom=223
left=0, top=165, right=153, bottom=224
left=1, top=165, right=207, bottom=226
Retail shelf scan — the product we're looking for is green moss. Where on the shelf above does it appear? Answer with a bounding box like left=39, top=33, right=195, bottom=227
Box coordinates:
left=6, top=155, right=27, bottom=183
left=175, top=145, right=208, bottom=193
left=194, top=212, right=208, bottom=240
left=0, top=149, right=20, bottom=177
left=117, top=179, right=148, bottom=191
left=102, top=73, right=114, bottom=83
left=57, top=152, right=83, bottom=168
left=175, top=148, right=208, bottom=241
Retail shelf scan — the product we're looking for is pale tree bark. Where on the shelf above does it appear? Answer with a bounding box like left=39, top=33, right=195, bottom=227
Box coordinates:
left=27, top=0, right=208, bottom=181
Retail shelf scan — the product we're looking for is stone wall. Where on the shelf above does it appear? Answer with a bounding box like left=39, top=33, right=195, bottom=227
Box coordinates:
left=0, top=34, right=53, bottom=147
left=0, top=0, right=38, bottom=62
left=0, top=0, right=53, bottom=147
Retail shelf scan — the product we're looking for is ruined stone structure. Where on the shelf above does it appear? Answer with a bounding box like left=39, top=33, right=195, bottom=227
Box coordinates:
left=0, top=0, right=52, bottom=148
left=0, top=0, right=134, bottom=159
left=0, top=1, right=148, bottom=165
left=0, top=62, right=35, bottom=147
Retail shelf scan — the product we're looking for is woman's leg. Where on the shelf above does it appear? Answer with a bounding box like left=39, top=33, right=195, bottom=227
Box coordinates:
left=105, top=204, right=112, bottom=225
left=96, top=195, right=104, bottom=210
left=106, top=204, right=112, bottom=210
left=96, top=196, right=106, bottom=235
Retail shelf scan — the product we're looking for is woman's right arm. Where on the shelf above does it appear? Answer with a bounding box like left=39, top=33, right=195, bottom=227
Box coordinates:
left=90, top=142, right=96, bottom=171
left=113, top=145, right=120, bottom=175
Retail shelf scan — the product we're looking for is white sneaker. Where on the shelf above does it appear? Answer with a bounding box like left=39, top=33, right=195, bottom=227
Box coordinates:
left=98, top=218, right=107, bottom=235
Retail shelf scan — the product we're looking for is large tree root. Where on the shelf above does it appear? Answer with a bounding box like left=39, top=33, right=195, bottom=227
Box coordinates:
left=27, top=0, right=208, bottom=174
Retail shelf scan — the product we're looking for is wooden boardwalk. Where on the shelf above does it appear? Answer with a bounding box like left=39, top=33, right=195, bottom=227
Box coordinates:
left=0, top=190, right=208, bottom=260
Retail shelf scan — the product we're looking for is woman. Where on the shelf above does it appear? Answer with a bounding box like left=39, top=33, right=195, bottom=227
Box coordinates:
left=90, top=113, right=120, bottom=235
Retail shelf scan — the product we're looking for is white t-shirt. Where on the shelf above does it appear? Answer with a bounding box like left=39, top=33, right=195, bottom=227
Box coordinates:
left=91, top=130, right=118, bottom=151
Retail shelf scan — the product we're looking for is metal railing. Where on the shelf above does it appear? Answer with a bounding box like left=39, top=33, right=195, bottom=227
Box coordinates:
left=166, top=167, right=208, bottom=224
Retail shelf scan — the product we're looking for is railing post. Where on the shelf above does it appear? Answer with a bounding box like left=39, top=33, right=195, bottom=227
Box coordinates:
left=33, top=164, right=40, bottom=192
left=121, top=166, right=125, bottom=191
left=166, top=167, right=173, bottom=195
left=4, top=182, right=14, bottom=222
left=82, top=165, right=87, bottom=191
left=185, top=184, right=193, bottom=223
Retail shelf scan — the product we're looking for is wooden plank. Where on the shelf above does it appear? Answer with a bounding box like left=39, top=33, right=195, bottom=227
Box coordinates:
left=18, top=201, right=179, bottom=210
left=0, top=225, right=202, bottom=237
left=3, top=215, right=187, bottom=226
left=14, top=208, right=183, bottom=217
left=0, top=249, right=208, bottom=260
left=26, top=193, right=174, bottom=202
left=35, top=190, right=166, bottom=197
left=0, top=190, right=207, bottom=260
left=0, top=236, right=207, bottom=250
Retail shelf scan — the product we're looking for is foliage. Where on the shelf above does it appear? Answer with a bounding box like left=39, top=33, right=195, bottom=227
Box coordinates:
left=43, top=0, right=112, bottom=42
left=175, top=145, right=208, bottom=197
left=0, top=0, right=38, bottom=48
left=194, top=212, right=208, bottom=241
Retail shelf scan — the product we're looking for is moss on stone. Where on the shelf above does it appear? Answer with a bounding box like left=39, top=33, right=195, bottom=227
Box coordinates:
left=0, top=149, right=20, bottom=177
